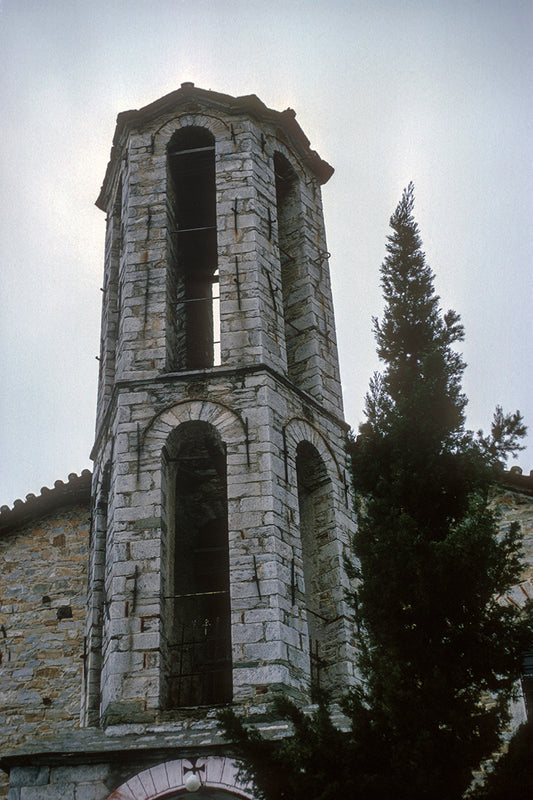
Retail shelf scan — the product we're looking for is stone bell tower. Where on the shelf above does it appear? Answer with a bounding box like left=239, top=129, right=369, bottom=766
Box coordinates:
left=83, top=83, right=356, bottom=729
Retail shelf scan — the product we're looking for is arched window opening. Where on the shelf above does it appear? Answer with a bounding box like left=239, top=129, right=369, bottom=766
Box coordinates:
left=165, top=422, right=232, bottom=708
left=296, top=441, right=335, bottom=690
left=274, top=152, right=302, bottom=383
left=167, top=127, right=220, bottom=370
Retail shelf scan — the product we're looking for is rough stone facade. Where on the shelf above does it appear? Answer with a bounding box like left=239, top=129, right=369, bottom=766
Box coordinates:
left=493, top=469, right=533, bottom=591
left=492, top=468, right=533, bottom=724
left=0, top=473, right=91, bottom=799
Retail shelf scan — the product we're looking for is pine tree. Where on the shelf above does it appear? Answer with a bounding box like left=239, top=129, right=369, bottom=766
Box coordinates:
left=218, top=184, right=532, bottom=800
left=348, top=183, right=531, bottom=799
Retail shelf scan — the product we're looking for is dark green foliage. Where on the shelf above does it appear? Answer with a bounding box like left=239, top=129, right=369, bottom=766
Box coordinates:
left=349, top=183, right=531, bottom=799
left=218, top=695, right=357, bottom=800
left=218, top=692, right=396, bottom=800
left=218, top=184, right=531, bottom=800
left=468, top=721, right=533, bottom=800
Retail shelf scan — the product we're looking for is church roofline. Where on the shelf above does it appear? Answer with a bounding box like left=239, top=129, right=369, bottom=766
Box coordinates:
left=96, top=82, right=334, bottom=210
left=498, top=466, right=533, bottom=495
left=1, top=465, right=530, bottom=537
left=0, top=470, right=92, bottom=534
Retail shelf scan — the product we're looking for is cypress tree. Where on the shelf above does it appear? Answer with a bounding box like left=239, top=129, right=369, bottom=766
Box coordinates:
left=349, top=183, right=531, bottom=799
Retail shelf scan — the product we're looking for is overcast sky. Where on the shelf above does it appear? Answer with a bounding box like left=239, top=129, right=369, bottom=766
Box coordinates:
left=0, top=0, right=531, bottom=505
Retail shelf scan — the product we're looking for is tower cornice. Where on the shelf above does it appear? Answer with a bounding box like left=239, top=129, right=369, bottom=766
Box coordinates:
left=96, top=82, right=334, bottom=210
left=90, top=362, right=350, bottom=462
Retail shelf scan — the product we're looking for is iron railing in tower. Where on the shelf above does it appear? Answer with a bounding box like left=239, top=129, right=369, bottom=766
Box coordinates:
left=167, top=592, right=232, bottom=708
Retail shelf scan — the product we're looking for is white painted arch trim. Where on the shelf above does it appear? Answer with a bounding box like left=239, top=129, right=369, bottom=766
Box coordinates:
left=107, top=755, right=255, bottom=800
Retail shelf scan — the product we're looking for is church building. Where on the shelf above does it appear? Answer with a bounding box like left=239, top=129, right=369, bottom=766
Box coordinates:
left=0, top=84, right=531, bottom=800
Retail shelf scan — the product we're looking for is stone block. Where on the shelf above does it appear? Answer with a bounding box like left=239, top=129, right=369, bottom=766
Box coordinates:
left=20, top=786, right=75, bottom=800
left=9, top=768, right=50, bottom=788
left=244, top=641, right=287, bottom=662
left=231, top=622, right=264, bottom=644
left=49, top=765, right=109, bottom=785
left=74, top=782, right=110, bottom=800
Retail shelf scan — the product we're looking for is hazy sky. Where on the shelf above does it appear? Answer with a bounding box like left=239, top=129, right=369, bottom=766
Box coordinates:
left=1, top=0, right=531, bottom=504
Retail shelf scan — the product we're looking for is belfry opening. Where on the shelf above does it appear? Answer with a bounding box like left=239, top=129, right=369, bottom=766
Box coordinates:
left=163, top=421, right=232, bottom=708
left=295, top=441, right=335, bottom=689
left=167, top=127, right=219, bottom=370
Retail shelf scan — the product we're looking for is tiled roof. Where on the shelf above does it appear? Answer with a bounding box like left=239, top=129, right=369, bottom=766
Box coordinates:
left=0, top=465, right=530, bottom=535
left=500, top=467, right=533, bottom=495
left=0, top=470, right=92, bottom=534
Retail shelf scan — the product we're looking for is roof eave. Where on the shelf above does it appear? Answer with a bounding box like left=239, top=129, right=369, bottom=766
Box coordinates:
left=0, top=470, right=92, bottom=534
left=96, top=84, right=333, bottom=210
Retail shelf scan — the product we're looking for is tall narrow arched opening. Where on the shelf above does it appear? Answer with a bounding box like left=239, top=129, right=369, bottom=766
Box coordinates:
left=164, top=421, right=232, bottom=708
left=295, top=441, right=336, bottom=690
left=274, top=151, right=303, bottom=383
left=167, top=127, right=219, bottom=371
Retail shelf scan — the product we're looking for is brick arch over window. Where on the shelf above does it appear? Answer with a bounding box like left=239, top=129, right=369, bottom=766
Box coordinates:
left=106, top=755, right=255, bottom=800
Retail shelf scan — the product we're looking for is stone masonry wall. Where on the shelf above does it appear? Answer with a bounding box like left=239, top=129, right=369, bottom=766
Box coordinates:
left=87, top=368, right=356, bottom=726
left=493, top=479, right=533, bottom=601
left=0, top=504, right=90, bottom=797
left=86, top=89, right=353, bottom=726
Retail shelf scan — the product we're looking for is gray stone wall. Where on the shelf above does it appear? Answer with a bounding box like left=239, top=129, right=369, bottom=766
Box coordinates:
left=93, top=98, right=343, bottom=428
left=86, top=371, right=357, bottom=725
left=492, top=478, right=533, bottom=611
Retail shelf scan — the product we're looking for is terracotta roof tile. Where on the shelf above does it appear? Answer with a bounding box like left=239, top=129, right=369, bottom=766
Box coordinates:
left=0, top=470, right=92, bottom=533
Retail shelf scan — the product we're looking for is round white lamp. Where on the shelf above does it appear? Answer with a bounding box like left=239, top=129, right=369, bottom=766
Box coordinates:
left=185, top=773, right=202, bottom=793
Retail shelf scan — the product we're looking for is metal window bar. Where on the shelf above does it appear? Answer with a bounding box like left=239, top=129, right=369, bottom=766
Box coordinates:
left=179, top=296, right=218, bottom=304
left=169, top=146, right=216, bottom=157
left=168, top=593, right=232, bottom=708
left=171, top=226, right=217, bottom=234
left=309, top=638, right=327, bottom=690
